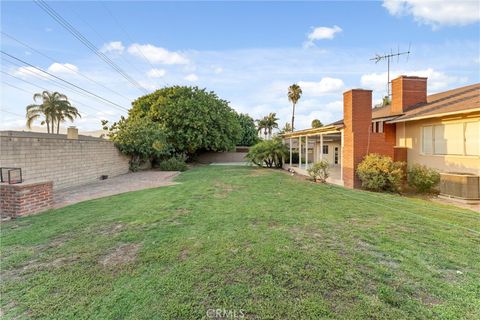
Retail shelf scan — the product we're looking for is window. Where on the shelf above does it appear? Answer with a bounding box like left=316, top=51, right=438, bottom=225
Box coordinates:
left=465, top=121, right=479, bottom=156
left=422, top=121, right=480, bottom=156
left=422, top=126, right=433, bottom=154
left=322, top=145, right=329, bottom=154
left=372, top=121, right=384, bottom=133
left=434, top=123, right=463, bottom=155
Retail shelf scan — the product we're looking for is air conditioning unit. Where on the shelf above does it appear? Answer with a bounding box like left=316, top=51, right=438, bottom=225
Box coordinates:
left=440, top=173, right=480, bottom=200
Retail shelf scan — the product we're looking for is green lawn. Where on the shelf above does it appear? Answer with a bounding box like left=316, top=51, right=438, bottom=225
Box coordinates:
left=1, top=166, right=479, bottom=319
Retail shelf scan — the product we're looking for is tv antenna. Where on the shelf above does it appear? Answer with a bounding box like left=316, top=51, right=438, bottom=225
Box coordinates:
left=370, top=43, right=411, bottom=97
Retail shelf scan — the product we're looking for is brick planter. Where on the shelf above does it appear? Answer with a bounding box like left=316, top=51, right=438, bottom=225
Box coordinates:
left=0, top=181, right=53, bottom=218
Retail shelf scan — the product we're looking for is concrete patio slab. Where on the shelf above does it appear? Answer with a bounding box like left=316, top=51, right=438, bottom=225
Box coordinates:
left=54, top=170, right=179, bottom=209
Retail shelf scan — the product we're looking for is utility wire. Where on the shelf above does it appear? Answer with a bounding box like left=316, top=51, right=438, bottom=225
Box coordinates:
left=1, top=31, right=133, bottom=102
left=1, top=62, right=120, bottom=114
left=1, top=51, right=129, bottom=112
left=0, top=108, right=24, bottom=118
left=68, top=6, right=148, bottom=82
left=1, top=70, right=105, bottom=114
left=101, top=3, right=155, bottom=70
left=34, top=0, right=148, bottom=94
left=101, top=3, right=168, bottom=88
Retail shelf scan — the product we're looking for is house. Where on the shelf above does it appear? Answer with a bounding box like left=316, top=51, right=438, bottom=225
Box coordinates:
left=282, top=75, right=480, bottom=189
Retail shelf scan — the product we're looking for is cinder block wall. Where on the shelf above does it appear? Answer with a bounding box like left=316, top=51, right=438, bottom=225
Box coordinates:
left=0, top=131, right=130, bottom=190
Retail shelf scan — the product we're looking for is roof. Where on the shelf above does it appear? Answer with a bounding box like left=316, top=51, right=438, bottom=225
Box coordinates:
left=282, top=82, right=479, bottom=138
left=388, top=83, right=480, bottom=123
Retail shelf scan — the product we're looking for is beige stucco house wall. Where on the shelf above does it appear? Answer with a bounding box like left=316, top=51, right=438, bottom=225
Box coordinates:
left=395, top=112, right=480, bottom=175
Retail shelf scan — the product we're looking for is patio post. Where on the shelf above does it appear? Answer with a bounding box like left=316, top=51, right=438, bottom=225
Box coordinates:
left=305, top=136, right=308, bottom=169
left=298, top=136, right=302, bottom=169
left=320, top=134, right=324, bottom=161
left=289, top=138, right=292, bottom=166
left=340, top=129, right=344, bottom=182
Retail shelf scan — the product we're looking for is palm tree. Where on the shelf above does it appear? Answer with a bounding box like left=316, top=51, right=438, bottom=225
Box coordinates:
left=278, top=122, right=292, bottom=135
left=256, top=118, right=268, bottom=140
left=26, top=91, right=80, bottom=134
left=264, top=112, right=279, bottom=139
left=288, top=84, right=302, bottom=131
left=54, top=102, right=81, bottom=134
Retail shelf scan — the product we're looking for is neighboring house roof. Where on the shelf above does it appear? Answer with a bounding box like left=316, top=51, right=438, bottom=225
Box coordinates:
left=388, top=83, right=480, bottom=123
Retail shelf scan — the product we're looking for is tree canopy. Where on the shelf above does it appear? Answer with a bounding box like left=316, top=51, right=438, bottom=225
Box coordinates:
left=236, top=113, right=259, bottom=146
left=128, top=86, right=241, bottom=155
left=311, top=119, right=323, bottom=128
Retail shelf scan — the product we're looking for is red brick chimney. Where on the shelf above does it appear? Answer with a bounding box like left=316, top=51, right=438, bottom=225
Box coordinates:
left=391, top=75, right=427, bottom=114
left=342, top=89, right=372, bottom=189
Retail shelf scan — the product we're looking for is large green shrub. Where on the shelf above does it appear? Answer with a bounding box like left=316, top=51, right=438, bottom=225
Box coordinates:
left=236, top=113, right=259, bottom=146
left=103, top=117, right=172, bottom=171
left=356, top=154, right=404, bottom=192
left=129, top=86, right=241, bottom=156
left=246, top=138, right=288, bottom=168
left=158, top=155, right=188, bottom=172
left=407, top=164, right=440, bottom=193
left=307, top=160, right=329, bottom=182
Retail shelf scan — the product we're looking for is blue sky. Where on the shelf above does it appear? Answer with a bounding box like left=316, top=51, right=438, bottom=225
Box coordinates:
left=1, top=1, right=479, bottom=132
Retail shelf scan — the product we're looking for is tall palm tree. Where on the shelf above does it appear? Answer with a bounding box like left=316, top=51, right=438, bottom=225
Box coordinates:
left=26, top=91, right=80, bottom=134
left=288, top=84, right=302, bottom=131
left=264, top=112, right=279, bottom=139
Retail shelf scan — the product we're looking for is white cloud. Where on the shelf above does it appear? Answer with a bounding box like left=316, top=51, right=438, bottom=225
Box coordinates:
left=128, top=43, right=189, bottom=64
left=47, top=63, right=79, bottom=74
left=184, top=73, right=198, bottom=81
left=360, top=68, right=468, bottom=92
left=146, top=68, right=166, bottom=78
left=100, top=41, right=125, bottom=54
left=213, top=67, right=223, bottom=74
left=308, top=25, right=342, bottom=41
left=14, top=66, right=49, bottom=79
left=383, top=0, right=480, bottom=27
left=298, top=77, right=345, bottom=96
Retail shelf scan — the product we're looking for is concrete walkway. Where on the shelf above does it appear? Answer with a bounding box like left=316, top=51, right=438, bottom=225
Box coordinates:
left=54, top=171, right=179, bottom=209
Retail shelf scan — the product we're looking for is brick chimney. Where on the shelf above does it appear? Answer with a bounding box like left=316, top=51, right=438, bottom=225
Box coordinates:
left=391, top=75, right=427, bottom=114
left=342, top=89, right=372, bottom=189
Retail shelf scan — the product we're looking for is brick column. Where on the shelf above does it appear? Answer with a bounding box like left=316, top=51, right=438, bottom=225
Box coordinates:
left=0, top=181, right=53, bottom=218
left=342, top=89, right=372, bottom=189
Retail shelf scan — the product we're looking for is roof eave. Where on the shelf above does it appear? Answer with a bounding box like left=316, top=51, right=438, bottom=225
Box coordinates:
left=386, top=108, right=480, bottom=123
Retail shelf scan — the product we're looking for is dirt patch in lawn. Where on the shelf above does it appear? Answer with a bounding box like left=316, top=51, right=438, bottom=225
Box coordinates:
left=100, top=243, right=140, bottom=267
left=178, top=248, right=189, bottom=261
left=249, top=169, right=269, bottom=177
left=213, top=181, right=237, bottom=199
left=96, top=223, right=126, bottom=236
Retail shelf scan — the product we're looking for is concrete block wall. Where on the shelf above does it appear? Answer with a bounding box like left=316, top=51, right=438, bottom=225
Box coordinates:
left=0, top=131, right=130, bottom=190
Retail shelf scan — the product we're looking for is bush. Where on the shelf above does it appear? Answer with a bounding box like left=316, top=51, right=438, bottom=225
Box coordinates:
left=307, top=160, right=329, bottom=183
left=246, top=138, right=287, bottom=168
left=407, top=164, right=440, bottom=193
left=356, top=154, right=404, bottom=192
left=102, top=117, right=172, bottom=172
left=158, top=155, right=188, bottom=172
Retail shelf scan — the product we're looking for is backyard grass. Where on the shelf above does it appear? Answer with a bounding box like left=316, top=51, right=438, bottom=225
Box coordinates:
left=1, top=165, right=479, bottom=319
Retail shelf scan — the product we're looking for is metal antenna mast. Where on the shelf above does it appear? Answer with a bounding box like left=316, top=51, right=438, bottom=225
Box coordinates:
left=370, top=44, right=411, bottom=97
